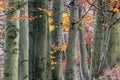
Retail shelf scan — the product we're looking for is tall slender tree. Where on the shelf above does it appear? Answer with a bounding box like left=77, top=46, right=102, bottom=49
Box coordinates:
left=29, top=0, right=48, bottom=80
left=46, top=1, right=52, bottom=80
left=51, top=0, right=64, bottom=80
left=65, top=0, right=79, bottom=80
left=3, top=0, right=20, bottom=80
left=108, top=15, right=120, bottom=67
left=78, top=8, right=89, bottom=80
left=98, top=2, right=111, bottom=74
left=19, top=0, right=29, bottom=80
left=89, top=0, right=104, bottom=79
left=28, top=0, right=34, bottom=79
left=46, top=34, right=52, bottom=80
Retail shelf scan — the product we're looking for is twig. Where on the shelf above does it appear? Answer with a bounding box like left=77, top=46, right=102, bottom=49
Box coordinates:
left=109, top=18, right=120, bottom=29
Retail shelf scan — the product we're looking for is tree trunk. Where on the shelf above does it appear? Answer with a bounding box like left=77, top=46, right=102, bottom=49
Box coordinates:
left=65, top=0, right=79, bottom=80
left=30, top=0, right=48, bottom=80
left=28, top=0, right=34, bottom=79
left=89, top=0, right=104, bottom=79
left=108, top=15, right=120, bottom=67
left=19, top=0, right=29, bottom=80
left=98, top=3, right=111, bottom=74
left=46, top=32, right=52, bottom=80
left=51, top=0, right=64, bottom=80
left=3, top=0, right=20, bottom=80
left=78, top=8, right=89, bottom=80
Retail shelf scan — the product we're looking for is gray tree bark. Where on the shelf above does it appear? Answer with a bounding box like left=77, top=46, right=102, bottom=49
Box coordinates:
left=29, top=0, right=48, bottom=80
left=51, top=0, right=64, bottom=80
left=3, top=0, right=20, bottom=80
left=108, top=15, right=120, bottom=67
left=28, top=0, right=34, bottom=79
left=19, top=0, right=29, bottom=80
left=78, top=8, right=89, bottom=80
left=89, top=0, right=104, bottom=79
left=65, top=0, right=79, bottom=80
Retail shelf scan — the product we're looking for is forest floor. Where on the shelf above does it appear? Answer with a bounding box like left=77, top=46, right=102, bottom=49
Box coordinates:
left=100, top=64, right=120, bottom=80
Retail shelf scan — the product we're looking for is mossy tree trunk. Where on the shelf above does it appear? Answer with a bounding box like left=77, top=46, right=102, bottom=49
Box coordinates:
left=51, top=0, right=64, bottom=80
left=65, top=0, right=79, bottom=80
left=3, top=0, right=20, bottom=80
left=19, top=0, right=29, bottom=80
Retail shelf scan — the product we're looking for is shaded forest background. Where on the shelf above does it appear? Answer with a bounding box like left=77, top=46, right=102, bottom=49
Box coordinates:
left=0, top=0, right=119, bottom=80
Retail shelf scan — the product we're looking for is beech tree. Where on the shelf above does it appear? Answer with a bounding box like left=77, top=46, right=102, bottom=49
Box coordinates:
left=78, top=8, right=89, bottom=80
left=65, top=0, right=79, bottom=80
left=108, top=15, right=120, bottom=67
left=51, top=0, right=64, bottom=80
left=29, top=0, right=48, bottom=80
left=19, top=0, right=29, bottom=80
left=28, top=0, right=34, bottom=79
left=2, top=0, right=120, bottom=80
left=89, top=0, right=104, bottom=79
left=3, top=0, right=20, bottom=80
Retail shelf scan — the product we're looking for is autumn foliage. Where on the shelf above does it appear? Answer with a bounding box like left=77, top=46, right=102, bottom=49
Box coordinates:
left=110, top=0, right=120, bottom=14
left=0, top=0, right=120, bottom=80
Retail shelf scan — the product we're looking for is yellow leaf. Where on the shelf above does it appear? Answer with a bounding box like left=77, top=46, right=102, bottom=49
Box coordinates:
left=50, top=55, right=56, bottom=59
left=48, top=18, right=53, bottom=24
left=61, top=45, right=67, bottom=51
left=62, top=13, right=70, bottom=31
left=49, top=25, right=55, bottom=32
left=51, top=61, right=57, bottom=65
left=113, top=8, right=119, bottom=12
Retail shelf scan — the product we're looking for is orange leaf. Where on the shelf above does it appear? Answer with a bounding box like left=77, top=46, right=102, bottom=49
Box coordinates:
left=38, top=8, right=52, bottom=16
